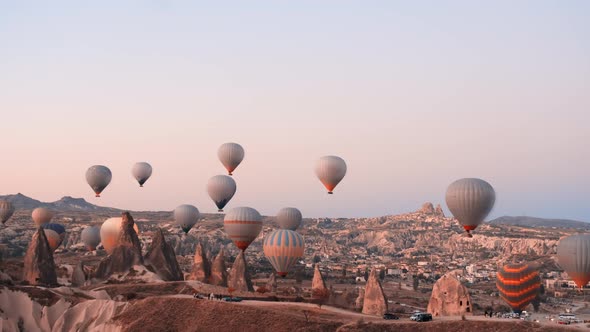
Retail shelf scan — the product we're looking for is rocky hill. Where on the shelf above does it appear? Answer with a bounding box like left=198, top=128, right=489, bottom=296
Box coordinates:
left=0, top=193, right=119, bottom=212
left=490, top=216, right=590, bottom=230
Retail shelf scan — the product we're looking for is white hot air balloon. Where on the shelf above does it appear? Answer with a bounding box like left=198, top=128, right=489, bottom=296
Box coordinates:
left=81, top=226, right=101, bottom=251
left=207, top=175, right=237, bottom=212
left=445, top=178, right=495, bottom=236
left=276, top=207, right=303, bottom=231
left=174, top=204, right=200, bottom=234
left=132, top=162, right=153, bottom=187
left=32, top=207, right=54, bottom=227
left=315, top=156, right=347, bottom=194
left=86, top=165, right=112, bottom=197
left=218, top=143, right=245, bottom=176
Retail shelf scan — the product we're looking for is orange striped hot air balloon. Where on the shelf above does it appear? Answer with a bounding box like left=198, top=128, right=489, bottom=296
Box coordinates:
left=223, top=207, right=262, bottom=251
left=496, top=263, right=541, bottom=314
left=263, top=229, right=305, bottom=277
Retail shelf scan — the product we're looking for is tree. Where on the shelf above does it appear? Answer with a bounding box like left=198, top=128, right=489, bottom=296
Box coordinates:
left=413, top=277, right=419, bottom=291
left=312, top=288, right=330, bottom=309
left=532, top=296, right=541, bottom=312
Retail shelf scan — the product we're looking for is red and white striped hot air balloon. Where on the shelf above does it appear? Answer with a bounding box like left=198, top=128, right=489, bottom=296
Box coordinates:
left=223, top=207, right=262, bottom=251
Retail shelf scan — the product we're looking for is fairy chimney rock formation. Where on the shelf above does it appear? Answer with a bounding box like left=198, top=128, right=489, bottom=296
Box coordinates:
left=71, top=262, right=87, bottom=287
left=355, top=287, right=365, bottom=310
left=427, top=272, right=472, bottom=316
left=209, top=248, right=228, bottom=286
left=188, top=241, right=211, bottom=282
left=362, top=268, right=388, bottom=316
left=435, top=204, right=445, bottom=217
left=94, top=212, right=144, bottom=279
left=312, top=264, right=328, bottom=293
left=266, top=272, right=277, bottom=293
left=419, top=202, right=436, bottom=215
left=23, top=227, right=58, bottom=286
left=144, top=228, right=183, bottom=281
left=228, top=251, right=253, bottom=292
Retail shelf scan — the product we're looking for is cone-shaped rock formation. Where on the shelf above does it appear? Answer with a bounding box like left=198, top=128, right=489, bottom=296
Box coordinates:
left=427, top=271, right=472, bottom=316
left=94, top=212, right=144, bottom=279
left=144, top=228, right=183, bottom=281
left=23, top=227, right=57, bottom=286
left=209, top=248, right=227, bottom=286
left=266, top=272, right=277, bottom=293
left=312, top=264, right=328, bottom=293
left=71, top=262, right=86, bottom=287
left=228, top=251, right=253, bottom=292
left=188, top=241, right=211, bottom=282
left=362, top=268, right=387, bottom=316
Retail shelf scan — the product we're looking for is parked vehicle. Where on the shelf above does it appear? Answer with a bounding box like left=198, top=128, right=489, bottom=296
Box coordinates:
left=223, top=297, right=243, bottom=302
left=383, top=313, right=399, bottom=320
left=416, top=313, right=432, bottom=322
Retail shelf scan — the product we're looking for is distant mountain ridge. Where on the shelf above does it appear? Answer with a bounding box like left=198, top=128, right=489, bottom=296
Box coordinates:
left=490, top=216, right=590, bottom=229
left=0, top=193, right=120, bottom=212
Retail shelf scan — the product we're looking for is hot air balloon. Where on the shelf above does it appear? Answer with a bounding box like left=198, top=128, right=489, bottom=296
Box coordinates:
left=41, top=223, right=66, bottom=252
left=263, top=229, right=304, bottom=277
left=496, top=263, right=541, bottom=314
left=276, top=207, right=302, bottom=231
left=132, top=162, right=152, bottom=187
left=557, top=234, right=590, bottom=288
left=174, top=204, right=200, bottom=234
left=81, top=226, right=101, bottom=251
left=218, top=143, right=244, bottom=176
left=32, top=207, right=54, bottom=227
left=315, top=156, right=347, bottom=194
left=207, top=175, right=237, bottom=212
left=0, top=200, right=15, bottom=224
left=100, top=217, right=140, bottom=254
left=223, top=207, right=262, bottom=251
left=86, top=165, right=112, bottom=197
left=445, top=178, right=495, bottom=236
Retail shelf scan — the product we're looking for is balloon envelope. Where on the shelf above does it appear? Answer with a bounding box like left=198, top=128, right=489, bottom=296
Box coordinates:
left=132, top=162, right=152, bottom=187
left=32, top=207, right=54, bottom=227
left=207, top=175, right=237, bottom=212
left=41, top=223, right=65, bottom=252
left=496, top=263, right=541, bottom=313
left=557, top=234, right=590, bottom=288
left=86, top=165, right=112, bottom=197
left=264, top=229, right=304, bottom=277
left=174, top=204, right=200, bottom=234
left=100, top=217, right=140, bottom=254
left=223, top=207, right=262, bottom=251
left=0, top=200, right=15, bottom=224
left=445, top=178, right=495, bottom=234
left=276, top=207, right=303, bottom=231
left=218, top=143, right=244, bottom=176
left=81, top=226, right=101, bottom=250
left=315, top=156, right=347, bottom=194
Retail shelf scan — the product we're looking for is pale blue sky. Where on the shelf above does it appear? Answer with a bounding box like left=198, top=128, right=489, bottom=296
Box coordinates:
left=0, top=1, right=589, bottom=220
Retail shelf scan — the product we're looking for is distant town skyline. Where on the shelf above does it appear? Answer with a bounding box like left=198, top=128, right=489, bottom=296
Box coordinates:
left=1, top=2, right=588, bottom=220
